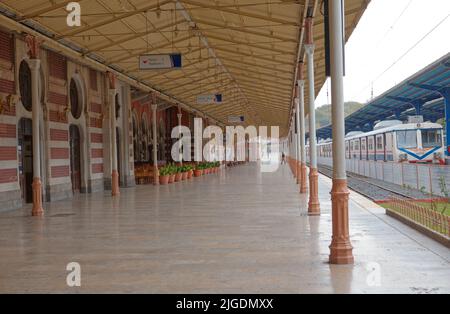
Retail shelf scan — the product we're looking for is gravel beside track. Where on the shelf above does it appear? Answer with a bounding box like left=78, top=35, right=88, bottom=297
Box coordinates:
left=317, top=164, right=434, bottom=202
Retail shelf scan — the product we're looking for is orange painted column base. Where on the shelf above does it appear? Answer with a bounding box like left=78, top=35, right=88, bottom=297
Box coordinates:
left=308, top=168, right=321, bottom=216
left=329, top=179, right=354, bottom=264
left=31, top=177, right=44, bottom=216
left=111, top=170, right=120, bottom=196
left=300, top=163, right=308, bottom=194
left=153, top=166, right=159, bottom=186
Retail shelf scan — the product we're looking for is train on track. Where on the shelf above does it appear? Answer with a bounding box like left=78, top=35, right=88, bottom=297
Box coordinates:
left=310, top=120, right=446, bottom=164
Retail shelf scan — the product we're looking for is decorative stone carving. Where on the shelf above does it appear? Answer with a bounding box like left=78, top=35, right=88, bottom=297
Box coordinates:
left=106, top=71, right=116, bottom=89
left=24, top=35, right=41, bottom=60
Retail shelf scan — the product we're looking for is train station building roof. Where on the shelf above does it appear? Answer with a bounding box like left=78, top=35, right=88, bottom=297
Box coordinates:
left=0, top=0, right=369, bottom=136
left=316, top=52, right=450, bottom=140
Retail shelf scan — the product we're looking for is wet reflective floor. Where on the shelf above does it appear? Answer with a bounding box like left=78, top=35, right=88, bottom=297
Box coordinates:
left=0, top=163, right=449, bottom=293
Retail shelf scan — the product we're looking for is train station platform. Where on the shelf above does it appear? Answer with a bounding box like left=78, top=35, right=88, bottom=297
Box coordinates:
left=0, top=163, right=448, bottom=294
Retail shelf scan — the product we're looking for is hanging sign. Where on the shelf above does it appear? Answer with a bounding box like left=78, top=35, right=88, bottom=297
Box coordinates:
left=196, top=94, right=222, bottom=105
left=228, top=115, right=245, bottom=123
left=139, top=54, right=182, bottom=69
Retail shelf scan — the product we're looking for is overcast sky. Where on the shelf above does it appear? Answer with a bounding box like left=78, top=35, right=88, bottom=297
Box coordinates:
left=315, top=0, right=450, bottom=107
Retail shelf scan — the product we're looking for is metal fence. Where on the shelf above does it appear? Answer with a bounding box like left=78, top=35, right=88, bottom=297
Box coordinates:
left=387, top=196, right=450, bottom=237
left=317, top=157, right=450, bottom=197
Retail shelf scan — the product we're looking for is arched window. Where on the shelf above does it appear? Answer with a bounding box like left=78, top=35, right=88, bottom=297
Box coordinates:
left=141, top=114, right=149, bottom=162
left=19, top=61, right=32, bottom=112
left=69, top=78, right=82, bottom=119
left=115, top=94, right=121, bottom=120
left=158, top=120, right=166, bottom=161
left=132, top=112, right=139, bottom=161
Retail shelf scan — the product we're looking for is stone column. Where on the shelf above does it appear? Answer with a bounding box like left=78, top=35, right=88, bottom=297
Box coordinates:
left=29, top=58, right=44, bottom=216
left=177, top=112, right=183, bottom=165
left=298, top=79, right=308, bottom=194
left=328, top=0, right=354, bottom=264
left=152, top=104, right=159, bottom=185
left=295, top=99, right=301, bottom=185
left=305, top=42, right=320, bottom=216
left=293, top=110, right=298, bottom=179
left=108, top=86, right=120, bottom=197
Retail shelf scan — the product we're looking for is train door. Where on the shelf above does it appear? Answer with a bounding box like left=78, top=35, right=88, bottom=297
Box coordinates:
left=368, top=136, right=374, bottom=160
left=358, top=139, right=362, bottom=160
left=361, top=138, right=367, bottom=160
left=69, top=125, right=81, bottom=193
left=18, top=118, right=33, bottom=203
left=345, top=141, right=349, bottom=159
left=385, top=132, right=393, bottom=161
left=376, top=134, right=385, bottom=161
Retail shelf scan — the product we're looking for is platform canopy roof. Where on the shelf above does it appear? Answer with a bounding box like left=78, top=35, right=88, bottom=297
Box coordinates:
left=316, top=52, right=450, bottom=140
left=0, top=0, right=369, bottom=136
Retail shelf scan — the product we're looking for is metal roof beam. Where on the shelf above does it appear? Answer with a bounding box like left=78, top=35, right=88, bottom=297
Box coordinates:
left=180, top=0, right=303, bottom=27
left=57, top=0, right=173, bottom=39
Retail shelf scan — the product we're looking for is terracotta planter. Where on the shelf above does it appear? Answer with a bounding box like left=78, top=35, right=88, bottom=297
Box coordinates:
left=159, top=175, right=169, bottom=185
left=206, top=168, right=210, bottom=174
left=169, top=174, right=175, bottom=183
left=194, top=169, right=203, bottom=177
left=175, top=172, right=182, bottom=182
left=187, top=170, right=193, bottom=179
left=181, top=172, right=188, bottom=180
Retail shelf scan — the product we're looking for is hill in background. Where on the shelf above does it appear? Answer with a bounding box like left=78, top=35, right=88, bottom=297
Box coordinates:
left=315, top=101, right=364, bottom=128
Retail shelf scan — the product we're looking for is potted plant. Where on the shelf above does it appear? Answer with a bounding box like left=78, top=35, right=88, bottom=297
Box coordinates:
left=181, top=165, right=189, bottom=180
left=168, top=164, right=176, bottom=183
left=187, top=165, right=194, bottom=179
left=174, top=165, right=182, bottom=182
left=159, top=166, right=170, bottom=185
left=215, top=161, right=220, bottom=173
left=194, top=164, right=203, bottom=177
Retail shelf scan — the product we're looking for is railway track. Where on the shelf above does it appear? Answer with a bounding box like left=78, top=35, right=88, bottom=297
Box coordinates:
left=317, top=164, right=416, bottom=202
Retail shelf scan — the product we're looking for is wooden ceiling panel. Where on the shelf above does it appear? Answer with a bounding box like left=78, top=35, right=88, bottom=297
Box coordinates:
left=0, top=0, right=370, bottom=135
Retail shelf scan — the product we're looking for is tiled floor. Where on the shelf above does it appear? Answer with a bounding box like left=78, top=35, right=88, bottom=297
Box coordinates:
left=0, top=163, right=449, bottom=293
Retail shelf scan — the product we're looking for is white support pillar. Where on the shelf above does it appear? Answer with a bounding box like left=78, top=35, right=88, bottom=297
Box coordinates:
left=298, top=79, right=308, bottom=194
left=152, top=104, right=159, bottom=185
left=293, top=109, right=298, bottom=179
left=108, top=87, right=120, bottom=196
left=29, top=58, right=44, bottom=216
left=295, top=99, right=301, bottom=185
left=328, top=0, right=354, bottom=264
left=305, top=43, right=320, bottom=215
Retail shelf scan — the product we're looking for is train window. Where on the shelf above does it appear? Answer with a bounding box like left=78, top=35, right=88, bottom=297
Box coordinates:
left=376, top=136, right=383, bottom=149
left=421, top=129, right=442, bottom=148
left=361, top=139, right=366, bottom=151
left=368, top=138, right=373, bottom=150
left=396, top=130, right=417, bottom=149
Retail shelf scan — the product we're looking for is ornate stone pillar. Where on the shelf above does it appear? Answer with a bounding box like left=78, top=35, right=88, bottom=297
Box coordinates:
left=295, top=99, right=301, bottom=185
left=26, top=35, right=44, bottom=216
left=107, top=72, right=120, bottom=196
left=305, top=16, right=320, bottom=216
left=328, top=0, right=354, bottom=264
left=298, top=78, right=308, bottom=194
left=152, top=103, right=159, bottom=185
left=177, top=108, right=183, bottom=165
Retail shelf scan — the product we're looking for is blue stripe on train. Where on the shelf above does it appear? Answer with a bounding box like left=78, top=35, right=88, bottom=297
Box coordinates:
left=398, top=146, right=441, bottom=160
